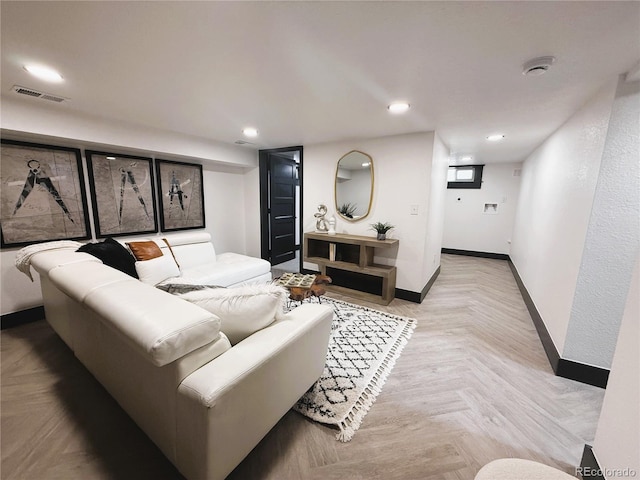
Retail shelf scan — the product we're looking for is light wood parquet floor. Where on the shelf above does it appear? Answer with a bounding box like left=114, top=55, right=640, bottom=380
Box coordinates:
left=1, top=255, right=604, bottom=479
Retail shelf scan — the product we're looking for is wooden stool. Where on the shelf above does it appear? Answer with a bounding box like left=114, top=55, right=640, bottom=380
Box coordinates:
left=286, top=275, right=332, bottom=305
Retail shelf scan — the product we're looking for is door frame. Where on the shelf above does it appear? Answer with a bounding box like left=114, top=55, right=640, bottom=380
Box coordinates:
left=259, top=146, right=303, bottom=272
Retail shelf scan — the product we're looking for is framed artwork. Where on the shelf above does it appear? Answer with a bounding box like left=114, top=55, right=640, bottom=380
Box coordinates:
left=155, top=159, right=205, bottom=231
left=86, top=151, right=158, bottom=237
left=1, top=139, right=91, bottom=248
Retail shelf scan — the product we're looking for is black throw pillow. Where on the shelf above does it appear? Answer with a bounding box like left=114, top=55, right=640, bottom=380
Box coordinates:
left=77, top=237, right=138, bottom=278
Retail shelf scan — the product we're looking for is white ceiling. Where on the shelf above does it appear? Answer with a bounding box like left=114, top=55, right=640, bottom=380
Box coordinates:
left=2, top=1, right=639, bottom=164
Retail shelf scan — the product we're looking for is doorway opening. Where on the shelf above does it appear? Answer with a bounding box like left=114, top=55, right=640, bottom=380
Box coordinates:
left=259, top=146, right=303, bottom=276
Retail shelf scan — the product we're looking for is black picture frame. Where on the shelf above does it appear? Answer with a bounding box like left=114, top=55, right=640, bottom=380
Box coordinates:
left=86, top=151, right=158, bottom=238
left=155, top=159, right=205, bottom=232
left=1, top=139, right=91, bottom=248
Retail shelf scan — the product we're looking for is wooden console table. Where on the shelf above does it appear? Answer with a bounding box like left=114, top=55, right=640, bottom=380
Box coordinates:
left=303, top=232, right=399, bottom=305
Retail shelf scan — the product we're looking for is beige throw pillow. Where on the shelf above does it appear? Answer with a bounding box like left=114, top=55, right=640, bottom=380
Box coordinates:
left=177, top=284, right=288, bottom=345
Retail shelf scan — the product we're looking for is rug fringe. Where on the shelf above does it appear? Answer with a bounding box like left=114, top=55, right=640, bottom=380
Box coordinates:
left=293, top=297, right=417, bottom=442
left=335, top=317, right=417, bottom=442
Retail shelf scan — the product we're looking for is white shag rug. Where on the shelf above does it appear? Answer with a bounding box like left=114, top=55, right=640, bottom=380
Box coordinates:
left=288, top=297, right=416, bottom=442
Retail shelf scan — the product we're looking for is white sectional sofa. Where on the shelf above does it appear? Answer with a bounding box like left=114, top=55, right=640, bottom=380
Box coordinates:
left=130, top=231, right=273, bottom=287
left=28, top=232, right=333, bottom=480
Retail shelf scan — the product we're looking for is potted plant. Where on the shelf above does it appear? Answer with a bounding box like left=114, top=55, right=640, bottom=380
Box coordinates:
left=370, top=221, right=395, bottom=240
left=338, top=202, right=357, bottom=219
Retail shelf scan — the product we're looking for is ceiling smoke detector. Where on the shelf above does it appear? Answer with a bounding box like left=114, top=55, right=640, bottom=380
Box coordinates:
left=522, top=56, right=556, bottom=76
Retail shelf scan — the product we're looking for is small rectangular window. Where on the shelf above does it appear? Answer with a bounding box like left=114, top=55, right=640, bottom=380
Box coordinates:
left=447, top=165, right=484, bottom=189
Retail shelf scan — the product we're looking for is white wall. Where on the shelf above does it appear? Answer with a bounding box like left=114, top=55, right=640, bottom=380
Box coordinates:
left=592, top=255, right=639, bottom=477
left=1, top=96, right=256, bottom=167
left=423, top=133, right=449, bottom=281
left=0, top=98, right=259, bottom=316
left=443, top=162, right=522, bottom=254
left=563, top=77, right=640, bottom=368
left=303, top=132, right=447, bottom=293
left=510, top=78, right=617, bottom=354
left=242, top=166, right=262, bottom=258
left=202, top=167, right=248, bottom=255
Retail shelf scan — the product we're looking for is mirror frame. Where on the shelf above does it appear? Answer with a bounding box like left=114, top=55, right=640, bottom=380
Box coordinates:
left=334, top=150, right=374, bottom=222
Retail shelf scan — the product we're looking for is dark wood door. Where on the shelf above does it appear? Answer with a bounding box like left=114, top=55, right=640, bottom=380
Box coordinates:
left=268, top=154, right=297, bottom=265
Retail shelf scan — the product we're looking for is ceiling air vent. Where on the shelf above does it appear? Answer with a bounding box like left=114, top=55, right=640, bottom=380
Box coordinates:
left=12, top=85, right=68, bottom=103
left=234, top=140, right=254, bottom=145
left=40, top=94, right=65, bottom=103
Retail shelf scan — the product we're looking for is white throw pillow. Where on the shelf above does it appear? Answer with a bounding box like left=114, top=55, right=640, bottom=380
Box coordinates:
left=135, top=253, right=181, bottom=286
left=178, top=284, right=288, bottom=345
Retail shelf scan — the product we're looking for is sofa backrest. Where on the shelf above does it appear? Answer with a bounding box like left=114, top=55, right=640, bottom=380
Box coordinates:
left=171, top=242, right=216, bottom=271
left=123, top=231, right=217, bottom=272
left=161, top=232, right=217, bottom=273
left=111, top=232, right=216, bottom=284
left=34, top=250, right=222, bottom=367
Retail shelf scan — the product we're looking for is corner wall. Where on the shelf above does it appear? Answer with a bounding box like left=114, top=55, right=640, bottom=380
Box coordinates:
left=591, top=255, right=639, bottom=477
left=423, top=133, right=449, bottom=282
left=443, top=162, right=522, bottom=255
left=1, top=96, right=256, bottom=167
left=303, top=132, right=448, bottom=294
left=510, top=78, right=617, bottom=356
left=511, top=72, right=639, bottom=374
left=563, top=76, right=640, bottom=368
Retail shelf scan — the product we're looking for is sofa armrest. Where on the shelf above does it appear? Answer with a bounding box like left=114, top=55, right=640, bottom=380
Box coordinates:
left=175, top=303, right=333, bottom=480
left=82, top=279, right=221, bottom=367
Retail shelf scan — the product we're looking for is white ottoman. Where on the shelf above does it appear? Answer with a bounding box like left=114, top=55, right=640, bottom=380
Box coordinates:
left=474, top=458, right=578, bottom=480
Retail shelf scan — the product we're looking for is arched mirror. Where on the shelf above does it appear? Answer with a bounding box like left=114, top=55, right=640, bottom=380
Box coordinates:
left=335, top=150, right=374, bottom=222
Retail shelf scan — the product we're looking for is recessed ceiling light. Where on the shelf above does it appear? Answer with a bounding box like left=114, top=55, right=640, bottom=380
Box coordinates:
left=23, top=64, right=64, bottom=83
left=106, top=156, right=116, bottom=160
left=242, top=127, right=258, bottom=138
left=388, top=102, right=410, bottom=114
left=486, top=134, right=505, bottom=142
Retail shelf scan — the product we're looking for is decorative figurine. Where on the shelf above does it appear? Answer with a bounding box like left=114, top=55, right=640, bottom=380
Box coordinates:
left=314, top=204, right=329, bottom=233
left=328, top=216, right=336, bottom=235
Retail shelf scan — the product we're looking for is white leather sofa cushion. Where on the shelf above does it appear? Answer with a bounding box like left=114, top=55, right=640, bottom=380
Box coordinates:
left=173, top=332, right=232, bottom=385
left=172, top=242, right=216, bottom=271
left=178, top=284, right=289, bottom=345
left=30, top=250, right=100, bottom=275
left=162, top=231, right=212, bottom=247
left=119, top=232, right=270, bottom=287
left=135, top=252, right=180, bottom=285
left=83, top=280, right=221, bottom=366
left=49, top=262, right=134, bottom=303
left=176, top=252, right=271, bottom=287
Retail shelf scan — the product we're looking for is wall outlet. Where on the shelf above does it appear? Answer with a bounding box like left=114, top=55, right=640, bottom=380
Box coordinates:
left=410, top=204, right=419, bottom=215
